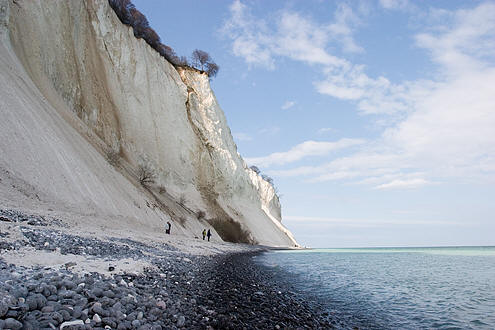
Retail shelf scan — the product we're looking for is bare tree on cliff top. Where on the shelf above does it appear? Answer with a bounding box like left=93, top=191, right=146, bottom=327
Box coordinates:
left=192, top=49, right=210, bottom=71
left=191, top=49, right=220, bottom=77
left=206, top=62, right=219, bottom=78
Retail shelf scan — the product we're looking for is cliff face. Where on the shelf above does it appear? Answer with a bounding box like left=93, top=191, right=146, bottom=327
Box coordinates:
left=0, top=0, right=296, bottom=246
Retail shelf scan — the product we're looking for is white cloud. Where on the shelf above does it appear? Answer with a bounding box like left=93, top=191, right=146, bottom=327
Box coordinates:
left=415, top=2, right=495, bottom=75
left=333, top=3, right=495, bottom=186
left=233, top=132, right=253, bottom=141
left=258, top=126, right=281, bottom=136
left=375, top=178, right=431, bottom=190
left=281, top=101, right=295, bottom=110
left=223, top=1, right=410, bottom=115
left=317, top=127, right=335, bottom=135
left=327, top=3, right=364, bottom=54
left=283, top=215, right=463, bottom=227
left=221, top=1, right=362, bottom=69
left=245, top=138, right=364, bottom=167
left=222, top=0, right=275, bottom=68
left=379, top=0, right=410, bottom=10
left=226, top=2, right=495, bottom=188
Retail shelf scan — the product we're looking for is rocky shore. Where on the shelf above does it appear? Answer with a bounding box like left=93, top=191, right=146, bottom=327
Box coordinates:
left=0, top=209, right=332, bottom=329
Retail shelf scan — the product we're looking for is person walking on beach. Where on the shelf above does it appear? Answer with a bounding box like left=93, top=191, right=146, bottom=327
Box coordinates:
left=166, top=221, right=171, bottom=234
left=207, top=229, right=211, bottom=242
left=202, top=229, right=206, bottom=240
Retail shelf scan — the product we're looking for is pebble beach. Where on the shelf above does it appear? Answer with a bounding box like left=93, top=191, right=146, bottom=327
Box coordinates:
left=0, top=209, right=332, bottom=329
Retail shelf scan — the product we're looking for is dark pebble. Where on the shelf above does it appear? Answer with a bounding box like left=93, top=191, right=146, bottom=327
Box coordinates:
left=4, top=318, right=23, bottom=330
left=102, top=317, right=117, bottom=328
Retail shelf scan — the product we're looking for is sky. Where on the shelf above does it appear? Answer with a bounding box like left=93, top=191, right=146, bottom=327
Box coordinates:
left=133, top=0, right=495, bottom=248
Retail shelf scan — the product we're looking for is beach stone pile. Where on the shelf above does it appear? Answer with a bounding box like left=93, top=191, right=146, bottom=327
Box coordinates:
left=0, top=209, right=64, bottom=227
left=0, top=259, right=205, bottom=329
left=0, top=217, right=210, bottom=329
left=0, top=231, right=14, bottom=251
left=0, top=252, right=335, bottom=330
left=20, top=228, right=147, bottom=259
left=196, top=252, right=336, bottom=329
left=1, top=210, right=338, bottom=329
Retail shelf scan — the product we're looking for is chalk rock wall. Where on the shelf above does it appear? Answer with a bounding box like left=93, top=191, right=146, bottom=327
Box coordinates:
left=2, top=0, right=296, bottom=246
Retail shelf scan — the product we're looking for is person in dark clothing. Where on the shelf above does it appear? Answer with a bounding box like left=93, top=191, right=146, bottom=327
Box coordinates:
left=202, top=229, right=206, bottom=240
left=166, top=221, right=171, bottom=234
left=207, top=229, right=212, bottom=242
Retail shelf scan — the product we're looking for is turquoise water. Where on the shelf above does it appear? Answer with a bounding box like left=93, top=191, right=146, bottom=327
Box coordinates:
left=256, top=246, right=495, bottom=329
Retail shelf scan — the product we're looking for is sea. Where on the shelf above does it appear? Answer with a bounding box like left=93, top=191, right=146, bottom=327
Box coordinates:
left=255, top=246, right=495, bottom=329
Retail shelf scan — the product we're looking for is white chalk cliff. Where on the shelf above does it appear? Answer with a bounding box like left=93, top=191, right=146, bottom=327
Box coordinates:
left=0, top=0, right=297, bottom=247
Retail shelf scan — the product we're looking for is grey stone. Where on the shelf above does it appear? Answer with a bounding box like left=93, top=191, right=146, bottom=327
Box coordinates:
left=51, top=311, right=64, bottom=324
left=114, top=310, right=126, bottom=321
left=21, top=320, right=37, bottom=330
left=0, top=299, right=9, bottom=317
left=47, top=294, right=58, bottom=301
left=12, top=287, right=28, bottom=298
left=4, top=318, right=23, bottom=330
left=25, top=296, right=38, bottom=311
left=103, top=290, right=115, bottom=298
left=59, top=320, right=84, bottom=330
left=72, top=306, right=83, bottom=319
left=59, top=289, right=75, bottom=299
left=177, top=315, right=185, bottom=327
left=59, top=309, right=71, bottom=321
left=117, top=320, right=132, bottom=329
left=125, top=312, right=136, bottom=321
left=38, top=319, right=56, bottom=328
left=92, top=305, right=109, bottom=317
left=61, top=280, right=76, bottom=290
left=93, top=313, right=102, bottom=323
left=112, top=301, right=123, bottom=311
left=102, top=317, right=117, bottom=328
left=5, top=309, right=18, bottom=318
left=41, top=305, right=54, bottom=313
left=47, top=285, right=57, bottom=296
left=26, top=293, right=47, bottom=310
left=131, top=319, right=141, bottom=327
left=92, top=288, right=103, bottom=297
left=137, top=324, right=153, bottom=330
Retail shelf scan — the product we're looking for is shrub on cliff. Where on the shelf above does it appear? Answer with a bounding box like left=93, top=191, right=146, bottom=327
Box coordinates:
left=128, top=7, right=150, bottom=39
left=108, top=0, right=218, bottom=77
left=261, top=174, right=274, bottom=185
left=138, top=163, right=156, bottom=186
left=105, top=148, right=120, bottom=167
left=108, top=0, right=133, bottom=25
left=249, top=165, right=261, bottom=174
left=108, top=1, right=180, bottom=64
left=157, top=44, right=188, bottom=66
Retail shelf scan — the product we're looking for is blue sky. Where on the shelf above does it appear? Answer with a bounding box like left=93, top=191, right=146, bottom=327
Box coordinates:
left=133, top=0, right=495, bottom=248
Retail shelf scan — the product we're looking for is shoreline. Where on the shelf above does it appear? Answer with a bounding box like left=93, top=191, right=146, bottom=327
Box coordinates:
left=196, top=251, right=336, bottom=329
left=0, top=208, right=328, bottom=329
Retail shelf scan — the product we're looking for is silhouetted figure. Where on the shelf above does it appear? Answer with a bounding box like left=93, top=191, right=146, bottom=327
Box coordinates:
left=202, top=229, right=206, bottom=240
left=166, top=221, right=171, bottom=234
left=207, top=229, right=211, bottom=242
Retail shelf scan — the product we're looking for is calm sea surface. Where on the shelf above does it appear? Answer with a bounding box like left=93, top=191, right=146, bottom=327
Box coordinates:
left=256, top=246, right=495, bottom=329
